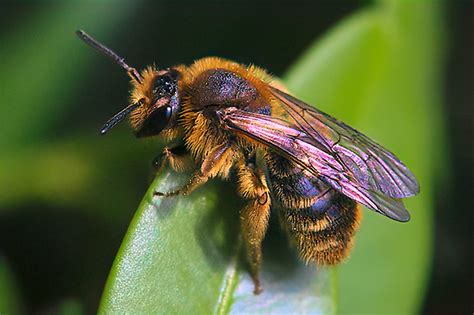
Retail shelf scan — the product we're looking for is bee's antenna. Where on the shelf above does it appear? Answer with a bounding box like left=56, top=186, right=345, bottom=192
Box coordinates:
left=76, top=30, right=143, bottom=84
left=100, top=99, right=145, bottom=135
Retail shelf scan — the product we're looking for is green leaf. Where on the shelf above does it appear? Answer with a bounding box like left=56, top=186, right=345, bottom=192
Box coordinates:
left=99, top=170, right=334, bottom=314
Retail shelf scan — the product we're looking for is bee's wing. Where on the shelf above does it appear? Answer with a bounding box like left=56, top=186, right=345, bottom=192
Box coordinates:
left=269, top=87, right=420, bottom=198
left=221, top=104, right=413, bottom=222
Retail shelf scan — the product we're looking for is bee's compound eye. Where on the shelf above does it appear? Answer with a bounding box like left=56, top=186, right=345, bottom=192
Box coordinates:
left=135, top=105, right=174, bottom=138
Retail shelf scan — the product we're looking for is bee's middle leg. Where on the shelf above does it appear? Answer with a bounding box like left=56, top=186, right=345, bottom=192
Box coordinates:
left=237, top=161, right=271, bottom=294
left=154, top=142, right=233, bottom=197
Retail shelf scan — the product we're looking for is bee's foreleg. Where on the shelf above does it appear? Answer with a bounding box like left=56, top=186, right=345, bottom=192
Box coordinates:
left=237, top=163, right=271, bottom=295
left=152, top=144, right=193, bottom=173
left=154, top=142, right=233, bottom=197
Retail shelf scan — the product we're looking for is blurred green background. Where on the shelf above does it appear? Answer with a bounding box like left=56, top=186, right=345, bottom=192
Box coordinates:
left=0, top=1, right=472, bottom=314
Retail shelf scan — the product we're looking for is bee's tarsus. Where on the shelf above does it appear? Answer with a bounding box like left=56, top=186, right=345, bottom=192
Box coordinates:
left=153, top=190, right=179, bottom=197
left=253, top=281, right=263, bottom=295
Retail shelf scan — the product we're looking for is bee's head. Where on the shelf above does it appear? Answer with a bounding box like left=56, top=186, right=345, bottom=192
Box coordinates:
left=127, top=67, right=181, bottom=137
left=76, top=30, right=181, bottom=137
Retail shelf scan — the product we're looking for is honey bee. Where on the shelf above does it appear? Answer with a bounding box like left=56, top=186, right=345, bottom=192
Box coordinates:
left=77, top=30, right=420, bottom=294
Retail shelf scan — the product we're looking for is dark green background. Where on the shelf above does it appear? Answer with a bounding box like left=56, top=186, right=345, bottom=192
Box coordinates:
left=0, top=1, right=471, bottom=314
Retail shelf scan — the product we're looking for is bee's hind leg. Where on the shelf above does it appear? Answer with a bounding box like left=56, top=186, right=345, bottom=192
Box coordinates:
left=154, top=142, right=233, bottom=197
left=237, top=160, right=271, bottom=294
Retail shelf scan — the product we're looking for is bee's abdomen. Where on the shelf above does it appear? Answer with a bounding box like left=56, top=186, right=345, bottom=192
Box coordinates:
left=266, top=153, right=361, bottom=265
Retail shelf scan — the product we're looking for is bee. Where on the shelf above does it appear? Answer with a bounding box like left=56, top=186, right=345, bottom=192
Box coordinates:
left=77, top=30, right=420, bottom=294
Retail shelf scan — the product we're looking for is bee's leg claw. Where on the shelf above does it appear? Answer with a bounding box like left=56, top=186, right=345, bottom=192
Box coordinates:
left=252, top=278, right=263, bottom=295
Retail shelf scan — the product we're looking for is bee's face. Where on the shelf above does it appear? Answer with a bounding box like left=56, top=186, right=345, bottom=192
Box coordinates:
left=130, top=68, right=181, bottom=138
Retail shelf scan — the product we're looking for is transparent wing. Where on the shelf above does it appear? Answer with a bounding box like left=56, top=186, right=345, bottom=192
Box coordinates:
left=220, top=106, right=412, bottom=222
left=269, top=87, right=420, bottom=198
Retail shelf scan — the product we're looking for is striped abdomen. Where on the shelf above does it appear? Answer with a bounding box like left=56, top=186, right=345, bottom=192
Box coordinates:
left=266, top=152, right=361, bottom=265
